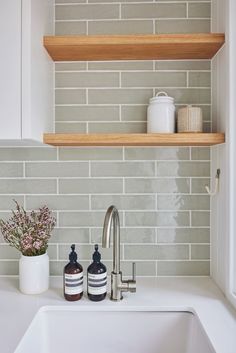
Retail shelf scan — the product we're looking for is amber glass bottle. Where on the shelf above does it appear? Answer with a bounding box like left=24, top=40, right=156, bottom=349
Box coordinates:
left=64, top=244, right=83, bottom=301
left=87, top=244, right=107, bottom=302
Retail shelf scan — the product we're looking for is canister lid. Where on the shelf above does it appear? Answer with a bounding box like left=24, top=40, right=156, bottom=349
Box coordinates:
left=149, top=91, right=174, bottom=104
left=178, top=105, right=202, bottom=113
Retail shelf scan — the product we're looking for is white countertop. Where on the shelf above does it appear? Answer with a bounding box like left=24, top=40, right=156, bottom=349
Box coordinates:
left=1, top=276, right=236, bottom=353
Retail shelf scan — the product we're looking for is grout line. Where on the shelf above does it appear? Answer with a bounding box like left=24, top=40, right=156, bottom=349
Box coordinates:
left=56, top=178, right=59, bottom=194
left=55, top=16, right=209, bottom=22
left=55, top=85, right=211, bottom=90
left=19, top=208, right=210, bottom=213
left=55, top=70, right=211, bottom=74
left=56, top=244, right=59, bottom=260
left=29, top=242, right=210, bottom=246
left=55, top=102, right=211, bottom=106
left=56, top=212, right=60, bottom=228
left=23, top=162, right=26, bottom=178
left=55, top=1, right=211, bottom=6
left=0, top=257, right=210, bottom=263
left=119, top=104, right=122, bottom=121
left=0, top=174, right=211, bottom=180
left=23, top=194, right=26, bottom=210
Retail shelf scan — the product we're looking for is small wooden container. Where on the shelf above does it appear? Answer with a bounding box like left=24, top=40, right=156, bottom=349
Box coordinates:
left=177, top=105, right=203, bottom=133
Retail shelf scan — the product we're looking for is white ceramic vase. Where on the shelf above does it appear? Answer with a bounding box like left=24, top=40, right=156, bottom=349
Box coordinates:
left=19, top=252, right=49, bottom=294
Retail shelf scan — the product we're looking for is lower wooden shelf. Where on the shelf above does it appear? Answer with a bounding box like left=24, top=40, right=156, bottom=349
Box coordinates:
left=43, top=133, right=225, bottom=147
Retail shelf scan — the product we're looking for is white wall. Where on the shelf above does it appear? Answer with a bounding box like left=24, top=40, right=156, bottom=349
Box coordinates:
left=211, top=0, right=236, bottom=304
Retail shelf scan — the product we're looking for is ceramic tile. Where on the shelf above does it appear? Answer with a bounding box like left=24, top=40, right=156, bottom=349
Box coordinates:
left=121, top=72, right=187, bottom=87
left=56, top=4, right=119, bottom=20
left=25, top=162, right=89, bottom=177
left=122, top=3, right=186, bottom=19
left=0, top=163, right=23, bottom=177
left=59, top=178, right=123, bottom=194
left=157, top=261, right=210, bottom=276
left=91, top=227, right=156, bottom=244
left=51, top=228, right=90, bottom=244
left=125, top=147, right=190, bottom=160
left=125, top=211, right=190, bottom=227
left=125, top=178, right=190, bottom=194
left=26, top=195, right=89, bottom=211
left=88, top=20, right=153, bottom=35
left=91, top=161, right=155, bottom=177
left=191, top=244, right=210, bottom=260
left=156, top=19, right=210, bottom=33
left=0, top=179, right=57, bottom=194
left=56, top=72, right=119, bottom=88
left=59, top=147, right=123, bottom=161
left=88, top=122, right=147, bottom=133
left=55, top=122, right=87, bottom=133
left=91, top=195, right=156, bottom=210
left=0, top=148, right=56, bottom=161
left=188, top=3, right=211, bottom=18
left=56, top=106, right=120, bottom=122
left=156, top=228, right=210, bottom=243
left=55, top=21, right=86, bottom=35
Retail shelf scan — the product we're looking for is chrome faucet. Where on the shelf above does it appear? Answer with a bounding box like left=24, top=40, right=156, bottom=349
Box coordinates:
left=102, top=205, right=136, bottom=301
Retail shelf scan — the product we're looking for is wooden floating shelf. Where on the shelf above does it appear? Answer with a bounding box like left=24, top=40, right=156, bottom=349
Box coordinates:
left=43, top=33, right=225, bottom=61
left=43, top=133, right=225, bottom=147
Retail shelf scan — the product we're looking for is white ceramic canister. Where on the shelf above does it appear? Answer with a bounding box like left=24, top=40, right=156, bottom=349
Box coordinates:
left=177, top=105, right=203, bottom=133
left=147, top=91, right=175, bottom=133
left=19, top=252, right=49, bottom=294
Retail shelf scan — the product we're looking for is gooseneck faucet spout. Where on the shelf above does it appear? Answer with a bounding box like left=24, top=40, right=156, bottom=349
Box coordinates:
left=102, top=205, right=136, bottom=301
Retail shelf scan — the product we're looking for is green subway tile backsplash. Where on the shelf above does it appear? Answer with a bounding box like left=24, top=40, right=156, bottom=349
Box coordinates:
left=0, top=1, right=212, bottom=277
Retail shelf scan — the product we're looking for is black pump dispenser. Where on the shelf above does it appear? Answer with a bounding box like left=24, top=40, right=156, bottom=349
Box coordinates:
left=93, top=244, right=101, bottom=262
left=69, top=244, right=77, bottom=262
left=64, top=244, right=83, bottom=301
left=87, top=244, right=107, bottom=301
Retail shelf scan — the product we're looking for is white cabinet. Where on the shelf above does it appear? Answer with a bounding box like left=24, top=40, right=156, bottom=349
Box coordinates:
left=0, top=0, right=54, bottom=144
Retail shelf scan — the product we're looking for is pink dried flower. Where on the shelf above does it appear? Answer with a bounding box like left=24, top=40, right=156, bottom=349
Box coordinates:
left=0, top=201, right=56, bottom=256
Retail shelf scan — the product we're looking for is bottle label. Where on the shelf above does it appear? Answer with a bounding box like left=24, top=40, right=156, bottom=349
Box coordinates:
left=65, top=272, right=83, bottom=295
left=88, top=272, right=107, bottom=295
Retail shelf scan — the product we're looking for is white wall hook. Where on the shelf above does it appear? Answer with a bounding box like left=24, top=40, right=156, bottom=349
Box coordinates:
left=205, top=169, right=220, bottom=196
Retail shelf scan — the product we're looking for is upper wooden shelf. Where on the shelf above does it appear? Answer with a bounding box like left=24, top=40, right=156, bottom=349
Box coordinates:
left=43, top=33, right=225, bottom=61
left=43, top=133, right=225, bottom=147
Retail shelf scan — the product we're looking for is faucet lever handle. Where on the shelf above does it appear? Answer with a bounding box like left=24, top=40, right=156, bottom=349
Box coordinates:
left=132, top=262, right=136, bottom=282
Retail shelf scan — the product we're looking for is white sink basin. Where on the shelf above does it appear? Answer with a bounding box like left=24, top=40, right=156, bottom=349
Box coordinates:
left=14, top=306, right=215, bottom=353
